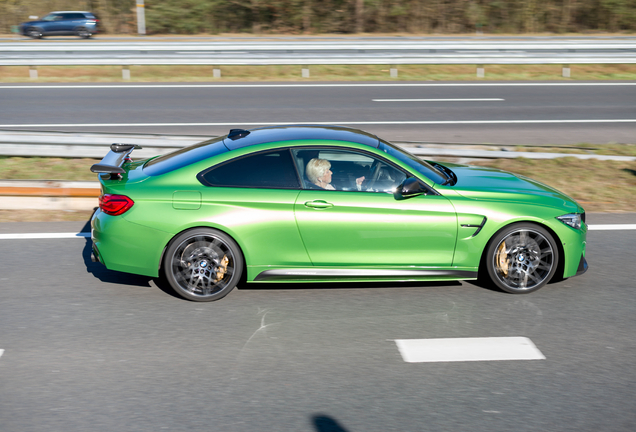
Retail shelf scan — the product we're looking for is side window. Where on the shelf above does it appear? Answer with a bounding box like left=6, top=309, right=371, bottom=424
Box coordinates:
left=292, top=148, right=407, bottom=193
left=199, top=149, right=300, bottom=189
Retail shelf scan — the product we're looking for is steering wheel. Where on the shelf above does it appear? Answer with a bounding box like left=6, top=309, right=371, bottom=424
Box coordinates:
left=364, top=160, right=382, bottom=190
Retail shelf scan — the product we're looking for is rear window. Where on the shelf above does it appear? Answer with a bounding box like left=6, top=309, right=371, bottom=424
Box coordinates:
left=143, top=137, right=228, bottom=176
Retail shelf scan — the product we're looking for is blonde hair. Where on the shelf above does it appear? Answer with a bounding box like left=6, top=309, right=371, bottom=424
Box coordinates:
left=306, top=158, right=331, bottom=184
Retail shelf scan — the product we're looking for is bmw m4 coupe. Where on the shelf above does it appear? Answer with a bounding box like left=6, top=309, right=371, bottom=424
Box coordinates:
left=90, top=125, right=587, bottom=301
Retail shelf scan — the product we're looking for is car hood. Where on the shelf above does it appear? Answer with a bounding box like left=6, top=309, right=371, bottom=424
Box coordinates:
left=447, top=165, right=582, bottom=212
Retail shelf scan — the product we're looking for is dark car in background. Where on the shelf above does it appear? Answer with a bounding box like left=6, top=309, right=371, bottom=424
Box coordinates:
left=20, top=11, right=100, bottom=39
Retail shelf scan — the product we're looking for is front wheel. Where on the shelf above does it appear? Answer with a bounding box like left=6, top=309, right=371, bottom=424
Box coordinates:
left=485, top=224, right=559, bottom=294
left=26, top=27, right=43, bottom=39
left=163, top=229, right=244, bottom=302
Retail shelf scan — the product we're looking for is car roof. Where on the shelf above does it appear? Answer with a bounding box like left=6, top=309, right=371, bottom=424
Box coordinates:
left=50, top=11, right=92, bottom=14
left=223, top=125, right=382, bottom=151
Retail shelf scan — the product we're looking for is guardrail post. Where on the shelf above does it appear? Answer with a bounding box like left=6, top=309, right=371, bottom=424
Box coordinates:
left=213, top=67, right=221, bottom=78
left=562, top=64, right=571, bottom=78
left=477, top=65, right=485, bottom=78
left=390, top=65, right=398, bottom=78
left=302, top=65, right=310, bottom=78
left=122, top=66, right=131, bottom=80
left=29, top=66, right=38, bottom=80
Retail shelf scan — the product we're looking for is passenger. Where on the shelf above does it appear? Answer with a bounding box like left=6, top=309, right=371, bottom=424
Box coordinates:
left=306, top=158, right=365, bottom=191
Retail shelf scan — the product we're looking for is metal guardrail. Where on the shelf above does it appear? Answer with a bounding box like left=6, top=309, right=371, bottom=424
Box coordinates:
left=2, top=39, right=636, bottom=78
left=0, top=131, right=634, bottom=161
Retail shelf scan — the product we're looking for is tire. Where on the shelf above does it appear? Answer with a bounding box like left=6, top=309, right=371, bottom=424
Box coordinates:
left=485, top=223, right=559, bottom=294
left=26, top=27, right=43, bottom=39
left=163, top=228, right=244, bottom=302
left=76, top=27, right=92, bottom=39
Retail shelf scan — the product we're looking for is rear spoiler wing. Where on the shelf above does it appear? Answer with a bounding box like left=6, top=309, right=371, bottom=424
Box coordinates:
left=90, top=144, right=142, bottom=178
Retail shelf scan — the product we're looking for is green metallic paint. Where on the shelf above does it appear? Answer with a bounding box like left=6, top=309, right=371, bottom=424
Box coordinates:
left=294, top=190, right=457, bottom=266
left=91, top=134, right=587, bottom=287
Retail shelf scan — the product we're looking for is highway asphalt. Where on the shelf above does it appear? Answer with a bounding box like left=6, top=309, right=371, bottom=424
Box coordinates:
left=1, top=78, right=635, bottom=430
left=1, top=81, right=636, bottom=144
left=0, top=213, right=635, bottom=431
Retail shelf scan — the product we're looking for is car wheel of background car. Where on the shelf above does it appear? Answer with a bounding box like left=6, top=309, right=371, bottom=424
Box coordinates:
left=76, top=27, right=92, bottom=39
left=163, top=228, right=244, bottom=302
left=485, top=223, right=559, bottom=294
left=26, top=27, right=43, bottom=39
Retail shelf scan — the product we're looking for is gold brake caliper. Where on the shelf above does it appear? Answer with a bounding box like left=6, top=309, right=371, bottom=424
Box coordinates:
left=496, top=241, right=509, bottom=277
left=214, top=255, right=229, bottom=283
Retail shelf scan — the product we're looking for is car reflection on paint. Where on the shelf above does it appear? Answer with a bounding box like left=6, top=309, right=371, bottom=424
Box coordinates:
left=90, top=125, right=587, bottom=301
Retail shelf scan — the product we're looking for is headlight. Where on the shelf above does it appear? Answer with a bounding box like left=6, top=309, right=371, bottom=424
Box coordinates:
left=557, top=213, right=582, bottom=230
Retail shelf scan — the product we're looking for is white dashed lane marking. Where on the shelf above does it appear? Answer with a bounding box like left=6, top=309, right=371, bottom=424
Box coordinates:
left=395, top=337, right=546, bottom=363
left=372, top=98, right=505, bottom=102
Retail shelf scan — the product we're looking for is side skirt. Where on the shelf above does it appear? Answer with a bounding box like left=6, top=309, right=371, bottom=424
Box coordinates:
left=253, top=268, right=477, bottom=282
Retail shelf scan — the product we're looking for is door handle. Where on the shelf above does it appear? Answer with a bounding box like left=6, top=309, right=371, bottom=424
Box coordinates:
left=304, top=200, right=334, bottom=209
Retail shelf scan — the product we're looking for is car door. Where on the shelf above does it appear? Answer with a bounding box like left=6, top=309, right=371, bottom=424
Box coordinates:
left=197, top=148, right=310, bottom=268
left=292, top=147, right=458, bottom=267
left=46, top=14, right=68, bottom=34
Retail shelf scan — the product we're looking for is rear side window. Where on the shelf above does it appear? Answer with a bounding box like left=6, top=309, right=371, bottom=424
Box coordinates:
left=198, top=149, right=300, bottom=189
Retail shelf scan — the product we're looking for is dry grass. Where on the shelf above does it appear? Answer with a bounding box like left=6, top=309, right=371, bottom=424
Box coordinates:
left=473, top=158, right=636, bottom=212
left=0, top=209, right=94, bottom=223
left=511, top=143, right=636, bottom=156
left=2, top=64, right=636, bottom=82
left=0, top=157, right=99, bottom=181
left=1, top=155, right=635, bottom=220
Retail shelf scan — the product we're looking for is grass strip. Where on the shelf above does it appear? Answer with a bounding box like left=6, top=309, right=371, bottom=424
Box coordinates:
left=1, top=155, right=634, bottom=216
left=2, top=64, right=636, bottom=82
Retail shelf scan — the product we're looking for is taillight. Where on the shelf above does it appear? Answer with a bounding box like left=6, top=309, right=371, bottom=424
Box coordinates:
left=99, top=194, right=134, bottom=216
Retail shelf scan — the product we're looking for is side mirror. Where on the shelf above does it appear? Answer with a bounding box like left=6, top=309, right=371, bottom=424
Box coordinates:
left=394, top=177, right=427, bottom=200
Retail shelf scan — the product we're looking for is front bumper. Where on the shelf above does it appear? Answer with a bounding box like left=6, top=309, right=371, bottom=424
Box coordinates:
left=576, top=255, right=588, bottom=276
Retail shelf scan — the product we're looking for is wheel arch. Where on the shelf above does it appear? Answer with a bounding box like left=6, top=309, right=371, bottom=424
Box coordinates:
left=26, top=26, right=44, bottom=37
left=158, top=225, right=248, bottom=282
left=477, top=219, right=565, bottom=280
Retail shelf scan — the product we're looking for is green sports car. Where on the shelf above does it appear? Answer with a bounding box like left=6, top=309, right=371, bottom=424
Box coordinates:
left=90, top=125, right=587, bottom=302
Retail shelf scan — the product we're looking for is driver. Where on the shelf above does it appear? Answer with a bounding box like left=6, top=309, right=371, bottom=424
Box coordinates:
left=306, top=158, right=365, bottom=191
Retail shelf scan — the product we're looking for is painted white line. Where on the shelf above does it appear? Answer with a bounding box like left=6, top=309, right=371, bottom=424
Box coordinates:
left=2, top=119, right=636, bottom=128
left=395, top=337, right=545, bottom=363
left=0, top=232, right=90, bottom=240
left=588, top=224, right=636, bottom=230
left=373, top=98, right=504, bottom=102
left=0, top=349, right=3, bottom=360
left=2, top=83, right=636, bottom=89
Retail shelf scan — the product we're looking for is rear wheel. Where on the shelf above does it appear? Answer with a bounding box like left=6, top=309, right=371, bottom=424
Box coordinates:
left=76, top=27, right=92, bottom=39
left=163, top=228, right=243, bottom=302
left=485, top=223, right=559, bottom=294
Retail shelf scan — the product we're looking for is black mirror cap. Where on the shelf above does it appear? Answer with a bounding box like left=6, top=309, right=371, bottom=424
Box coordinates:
left=394, top=177, right=426, bottom=200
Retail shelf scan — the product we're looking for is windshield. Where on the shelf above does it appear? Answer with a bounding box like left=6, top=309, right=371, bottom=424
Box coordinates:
left=378, top=140, right=448, bottom=184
